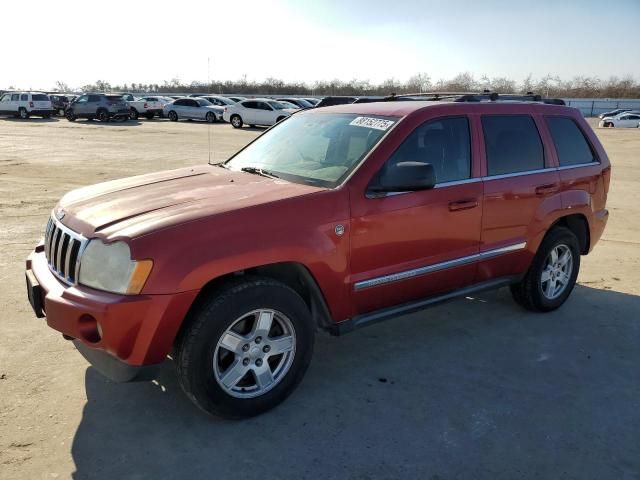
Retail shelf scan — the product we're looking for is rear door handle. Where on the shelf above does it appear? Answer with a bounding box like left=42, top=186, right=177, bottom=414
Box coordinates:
left=448, top=199, right=479, bottom=211
left=535, top=183, right=559, bottom=195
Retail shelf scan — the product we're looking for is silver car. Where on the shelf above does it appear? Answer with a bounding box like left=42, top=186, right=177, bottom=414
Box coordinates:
left=163, top=98, right=224, bottom=122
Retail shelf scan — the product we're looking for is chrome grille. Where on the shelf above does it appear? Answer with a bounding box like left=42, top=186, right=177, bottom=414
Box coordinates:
left=44, top=216, right=88, bottom=284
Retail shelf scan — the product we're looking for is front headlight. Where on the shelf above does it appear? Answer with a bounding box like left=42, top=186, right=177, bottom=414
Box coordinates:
left=79, top=240, right=153, bottom=295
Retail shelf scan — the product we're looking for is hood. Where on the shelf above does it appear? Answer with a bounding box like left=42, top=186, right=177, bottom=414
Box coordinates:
left=58, top=165, right=324, bottom=240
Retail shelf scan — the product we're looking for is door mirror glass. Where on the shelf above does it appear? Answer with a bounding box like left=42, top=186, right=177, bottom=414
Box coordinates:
left=369, top=161, right=436, bottom=194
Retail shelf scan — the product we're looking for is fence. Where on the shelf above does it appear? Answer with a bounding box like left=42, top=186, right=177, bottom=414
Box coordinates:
left=563, top=98, right=640, bottom=117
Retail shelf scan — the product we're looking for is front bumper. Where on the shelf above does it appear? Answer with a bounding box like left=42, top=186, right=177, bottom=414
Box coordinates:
left=26, top=245, right=199, bottom=372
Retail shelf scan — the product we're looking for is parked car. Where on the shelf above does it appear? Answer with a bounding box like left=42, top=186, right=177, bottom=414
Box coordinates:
left=225, top=96, right=246, bottom=103
left=303, top=98, right=320, bottom=106
left=0, top=92, right=54, bottom=119
left=65, top=94, right=131, bottom=122
left=128, top=96, right=166, bottom=119
left=276, top=98, right=314, bottom=109
left=222, top=99, right=296, bottom=128
left=25, top=98, right=610, bottom=418
left=315, top=96, right=357, bottom=108
left=599, top=112, right=640, bottom=128
left=49, top=94, right=71, bottom=115
left=163, top=98, right=223, bottom=122
left=276, top=100, right=300, bottom=110
left=598, top=108, right=633, bottom=119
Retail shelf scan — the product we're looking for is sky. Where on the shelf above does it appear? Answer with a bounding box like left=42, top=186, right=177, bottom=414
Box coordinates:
left=2, top=0, right=639, bottom=90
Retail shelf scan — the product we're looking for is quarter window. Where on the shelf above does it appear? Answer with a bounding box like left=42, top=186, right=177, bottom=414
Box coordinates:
left=21, top=94, right=28, bottom=101
left=482, top=115, right=544, bottom=176
left=384, top=117, right=471, bottom=184
left=545, top=117, right=597, bottom=166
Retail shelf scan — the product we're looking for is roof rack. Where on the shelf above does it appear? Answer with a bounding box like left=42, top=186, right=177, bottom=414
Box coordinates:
left=357, top=91, right=566, bottom=105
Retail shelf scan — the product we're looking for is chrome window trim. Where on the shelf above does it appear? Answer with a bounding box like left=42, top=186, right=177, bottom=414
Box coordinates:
left=482, top=167, right=555, bottom=181
left=556, top=162, right=599, bottom=171
left=353, top=241, right=526, bottom=291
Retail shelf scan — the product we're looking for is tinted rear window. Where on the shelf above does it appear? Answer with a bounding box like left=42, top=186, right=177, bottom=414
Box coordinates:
left=482, top=115, right=544, bottom=176
left=545, top=117, right=596, bottom=166
left=106, top=95, right=123, bottom=101
left=32, top=94, right=49, bottom=101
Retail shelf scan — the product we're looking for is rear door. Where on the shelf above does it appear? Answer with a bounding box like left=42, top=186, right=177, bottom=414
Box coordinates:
left=477, top=111, right=561, bottom=281
left=255, top=101, right=275, bottom=125
left=0, top=94, right=13, bottom=114
left=240, top=101, right=258, bottom=124
left=31, top=94, right=51, bottom=111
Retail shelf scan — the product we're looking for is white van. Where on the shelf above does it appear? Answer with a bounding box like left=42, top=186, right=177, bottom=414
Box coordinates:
left=0, top=92, right=54, bottom=119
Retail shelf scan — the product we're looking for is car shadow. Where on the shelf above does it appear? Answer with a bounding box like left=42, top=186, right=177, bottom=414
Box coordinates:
left=0, top=116, right=60, bottom=123
left=70, top=284, right=640, bottom=479
left=71, top=119, right=143, bottom=127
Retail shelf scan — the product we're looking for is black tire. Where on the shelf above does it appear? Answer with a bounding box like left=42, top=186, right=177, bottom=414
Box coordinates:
left=43, top=114, right=50, bottom=119
left=175, top=277, right=314, bottom=418
left=97, top=109, right=109, bottom=122
left=276, top=116, right=285, bottom=123
left=230, top=114, right=243, bottom=128
left=168, top=111, right=178, bottom=122
left=604, top=122, right=613, bottom=128
left=145, top=112, right=154, bottom=120
left=205, top=112, right=216, bottom=123
left=510, top=226, right=580, bottom=312
left=65, top=109, right=76, bottom=122
left=130, top=108, right=139, bottom=120
left=19, top=108, right=29, bottom=119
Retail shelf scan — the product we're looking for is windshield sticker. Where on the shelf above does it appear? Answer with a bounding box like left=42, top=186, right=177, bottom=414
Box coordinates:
left=349, top=117, right=394, bottom=131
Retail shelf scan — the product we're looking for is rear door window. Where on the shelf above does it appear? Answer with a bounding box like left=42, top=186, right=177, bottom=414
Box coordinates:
left=482, top=115, right=544, bottom=176
left=11, top=94, right=19, bottom=101
left=545, top=117, right=597, bottom=166
left=21, top=94, right=28, bottom=101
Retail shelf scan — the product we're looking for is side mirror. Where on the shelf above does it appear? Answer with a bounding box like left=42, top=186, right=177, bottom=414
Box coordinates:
left=368, top=162, right=436, bottom=195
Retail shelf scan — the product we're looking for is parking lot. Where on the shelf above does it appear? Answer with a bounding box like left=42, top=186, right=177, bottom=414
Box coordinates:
left=1, top=117, right=639, bottom=479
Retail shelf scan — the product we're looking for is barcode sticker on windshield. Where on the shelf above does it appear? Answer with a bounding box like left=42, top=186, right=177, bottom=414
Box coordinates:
left=349, top=117, right=394, bottom=131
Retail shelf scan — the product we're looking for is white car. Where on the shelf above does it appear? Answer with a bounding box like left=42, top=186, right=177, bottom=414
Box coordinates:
left=222, top=98, right=297, bottom=128
left=128, top=96, right=167, bottom=119
left=599, top=112, right=640, bottom=128
left=0, top=92, right=54, bottom=119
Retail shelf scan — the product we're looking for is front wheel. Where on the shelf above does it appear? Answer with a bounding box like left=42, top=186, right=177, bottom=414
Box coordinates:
left=65, top=109, right=76, bottom=122
left=97, top=109, right=109, bottom=122
left=130, top=108, right=139, bottom=120
left=510, top=226, right=580, bottom=312
left=205, top=112, right=216, bottom=123
left=175, top=277, right=314, bottom=418
left=19, top=108, right=29, bottom=119
left=145, top=112, right=154, bottom=120
left=230, top=114, right=243, bottom=128
left=168, top=111, right=178, bottom=122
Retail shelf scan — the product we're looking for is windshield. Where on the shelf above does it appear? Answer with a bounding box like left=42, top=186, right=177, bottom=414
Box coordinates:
left=224, top=112, right=397, bottom=188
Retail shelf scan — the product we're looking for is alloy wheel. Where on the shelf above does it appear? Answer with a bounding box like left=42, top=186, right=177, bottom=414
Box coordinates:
left=213, top=309, right=296, bottom=399
left=541, top=244, right=573, bottom=300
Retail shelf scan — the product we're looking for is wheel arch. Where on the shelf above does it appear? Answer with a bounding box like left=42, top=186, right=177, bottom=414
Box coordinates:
left=178, top=262, right=334, bottom=342
left=548, top=213, right=590, bottom=255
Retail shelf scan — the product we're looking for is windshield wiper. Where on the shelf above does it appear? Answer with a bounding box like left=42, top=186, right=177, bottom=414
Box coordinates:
left=211, top=162, right=229, bottom=169
left=240, top=166, right=279, bottom=179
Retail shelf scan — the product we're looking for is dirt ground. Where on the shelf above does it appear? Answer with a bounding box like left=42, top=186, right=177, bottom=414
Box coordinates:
left=0, top=116, right=638, bottom=479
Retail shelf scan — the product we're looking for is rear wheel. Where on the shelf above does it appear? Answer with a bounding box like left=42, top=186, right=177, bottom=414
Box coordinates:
left=43, top=114, right=50, bottom=119
left=604, top=121, right=613, bottom=128
left=206, top=112, right=216, bottom=123
left=510, top=226, right=580, bottom=312
left=65, top=109, right=76, bottom=122
left=168, top=111, right=178, bottom=122
left=175, top=277, right=314, bottom=418
left=230, top=115, right=243, bottom=128
left=19, top=108, right=29, bottom=119
left=97, top=109, right=109, bottom=122
left=130, top=108, right=139, bottom=120
left=145, top=112, right=154, bottom=120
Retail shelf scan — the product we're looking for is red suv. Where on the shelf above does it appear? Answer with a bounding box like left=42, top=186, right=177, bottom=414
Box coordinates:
left=25, top=95, right=610, bottom=418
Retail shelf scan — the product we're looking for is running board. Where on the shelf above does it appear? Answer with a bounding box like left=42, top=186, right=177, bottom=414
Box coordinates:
left=330, top=275, right=521, bottom=335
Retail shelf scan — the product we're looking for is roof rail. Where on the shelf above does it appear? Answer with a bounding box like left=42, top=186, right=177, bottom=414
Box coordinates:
left=361, top=91, right=566, bottom=105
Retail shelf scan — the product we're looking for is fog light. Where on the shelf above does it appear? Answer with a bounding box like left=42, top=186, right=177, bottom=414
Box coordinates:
left=78, top=314, right=101, bottom=343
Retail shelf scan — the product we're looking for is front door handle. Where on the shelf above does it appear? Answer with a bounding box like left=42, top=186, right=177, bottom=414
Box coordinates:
left=535, top=183, right=559, bottom=196
left=448, top=199, right=479, bottom=211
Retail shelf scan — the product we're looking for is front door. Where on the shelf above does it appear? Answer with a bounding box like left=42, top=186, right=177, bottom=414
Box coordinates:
left=73, top=95, right=89, bottom=115
left=350, top=116, right=483, bottom=315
